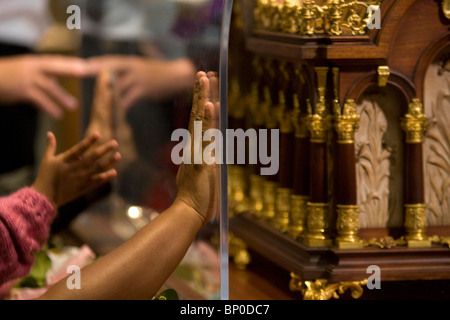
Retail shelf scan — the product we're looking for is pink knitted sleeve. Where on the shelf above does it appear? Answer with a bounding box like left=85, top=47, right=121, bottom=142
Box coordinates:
left=0, top=187, right=56, bottom=285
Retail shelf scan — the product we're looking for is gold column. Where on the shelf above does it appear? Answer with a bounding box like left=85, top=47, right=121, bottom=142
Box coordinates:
left=273, top=89, right=293, bottom=233
left=334, top=98, right=364, bottom=248
left=261, top=85, right=279, bottom=221
left=401, top=98, right=430, bottom=247
left=228, top=76, right=249, bottom=216
left=248, top=71, right=266, bottom=218
left=304, top=67, right=333, bottom=247
left=289, top=93, right=309, bottom=239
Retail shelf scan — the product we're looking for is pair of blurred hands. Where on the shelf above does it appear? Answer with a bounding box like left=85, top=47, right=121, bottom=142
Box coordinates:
left=32, top=70, right=216, bottom=227
left=0, top=54, right=195, bottom=118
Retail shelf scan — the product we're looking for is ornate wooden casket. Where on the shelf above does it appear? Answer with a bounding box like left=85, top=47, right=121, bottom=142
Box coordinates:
left=227, top=0, right=450, bottom=299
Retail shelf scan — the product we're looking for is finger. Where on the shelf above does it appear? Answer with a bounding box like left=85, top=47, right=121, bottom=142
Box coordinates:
left=89, top=152, right=121, bottom=174
left=202, top=102, right=216, bottom=163
left=63, top=132, right=101, bottom=162
left=40, top=55, right=90, bottom=78
left=29, top=87, right=63, bottom=119
left=189, top=71, right=207, bottom=132
left=121, top=86, right=142, bottom=110
left=87, top=56, right=130, bottom=74
left=117, top=73, right=136, bottom=96
left=44, top=131, right=57, bottom=157
left=35, top=75, right=78, bottom=111
left=203, top=101, right=216, bottom=132
left=191, top=76, right=209, bottom=126
left=90, top=169, right=118, bottom=187
left=92, top=69, right=114, bottom=115
left=196, top=76, right=210, bottom=122
left=82, top=139, right=119, bottom=165
left=207, top=71, right=219, bottom=104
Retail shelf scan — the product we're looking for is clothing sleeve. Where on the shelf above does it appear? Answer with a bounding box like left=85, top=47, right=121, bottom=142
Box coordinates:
left=0, top=187, right=55, bottom=285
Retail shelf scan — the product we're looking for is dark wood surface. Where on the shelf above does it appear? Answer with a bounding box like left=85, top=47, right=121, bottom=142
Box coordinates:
left=230, top=214, right=450, bottom=283
left=404, top=143, right=425, bottom=204
left=278, top=132, right=294, bottom=188
left=309, top=142, right=328, bottom=203
left=335, top=143, right=357, bottom=205
left=292, top=137, right=310, bottom=196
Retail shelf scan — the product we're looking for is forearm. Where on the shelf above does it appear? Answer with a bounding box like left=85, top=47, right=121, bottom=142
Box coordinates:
left=38, top=199, right=203, bottom=300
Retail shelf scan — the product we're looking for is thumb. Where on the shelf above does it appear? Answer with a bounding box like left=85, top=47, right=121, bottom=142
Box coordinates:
left=45, top=131, right=57, bottom=157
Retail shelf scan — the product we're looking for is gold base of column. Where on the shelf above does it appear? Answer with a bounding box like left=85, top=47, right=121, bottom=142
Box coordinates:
left=262, top=180, right=278, bottom=221
left=407, top=239, right=432, bottom=248
left=228, top=165, right=249, bottom=216
left=304, top=238, right=333, bottom=247
left=249, top=174, right=265, bottom=218
left=288, top=195, right=308, bottom=240
left=273, top=187, right=291, bottom=233
left=404, top=204, right=430, bottom=248
left=336, top=239, right=364, bottom=249
left=336, top=204, right=363, bottom=249
left=304, top=202, right=331, bottom=247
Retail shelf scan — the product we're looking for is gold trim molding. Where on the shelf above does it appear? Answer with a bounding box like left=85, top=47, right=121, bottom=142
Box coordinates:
left=254, top=0, right=383, bottom=36
left=290, top=273, right=367, bottom=300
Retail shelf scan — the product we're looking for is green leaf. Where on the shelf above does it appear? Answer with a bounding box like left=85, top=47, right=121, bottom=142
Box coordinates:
left=17, top=250, right=51, bottom=288
left=155, top=289, right=179, bottom=300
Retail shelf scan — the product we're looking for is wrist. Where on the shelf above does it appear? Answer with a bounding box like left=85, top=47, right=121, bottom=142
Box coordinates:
left=31, top=183, right=57, bottom=208
left=173, top=197, right=204, bottom=230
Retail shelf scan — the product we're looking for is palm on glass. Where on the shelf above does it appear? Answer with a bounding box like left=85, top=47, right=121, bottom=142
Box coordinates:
left=175, top=72, right=216, bottom=226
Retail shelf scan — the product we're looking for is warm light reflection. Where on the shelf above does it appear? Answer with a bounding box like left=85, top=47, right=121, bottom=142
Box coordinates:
left=127, top=206, right=143, bottom=219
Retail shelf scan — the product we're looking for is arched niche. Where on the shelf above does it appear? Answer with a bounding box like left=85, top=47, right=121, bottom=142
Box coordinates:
left=422, top=45, right=450, bottom=226
left=354, top=83, right=409, bottom=228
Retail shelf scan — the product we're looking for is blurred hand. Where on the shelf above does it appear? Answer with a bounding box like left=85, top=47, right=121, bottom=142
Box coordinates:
left=87, top=55, right=195, bottom=110
left=0, top=55, right=92, bottom=119
left=32, top=132, right=121, bottom=207
left=85, top=69, right=138, bottom=164
left=175, top=72, right=216, bottom=225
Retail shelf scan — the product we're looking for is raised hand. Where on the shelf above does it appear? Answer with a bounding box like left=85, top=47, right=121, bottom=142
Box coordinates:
left=175, top=71, right=216, bottom=226
left=32, top=132, right=121, bottom=207
left=0, top=55, right=94, bottom=119
left=87, top=55, right=195, bottom=110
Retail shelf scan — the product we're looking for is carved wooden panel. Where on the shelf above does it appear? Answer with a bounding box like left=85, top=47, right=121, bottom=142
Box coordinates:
left=424, top=53, right=450, bottom=226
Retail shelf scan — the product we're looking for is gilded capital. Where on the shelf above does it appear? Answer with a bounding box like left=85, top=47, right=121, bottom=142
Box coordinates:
left=306, top=99, right=332, bottom=143
left=291, top=94, right=308, bottom=138
left=401, top=98, right=428, bottom=144
left=335, top=99, right=360, bottom=144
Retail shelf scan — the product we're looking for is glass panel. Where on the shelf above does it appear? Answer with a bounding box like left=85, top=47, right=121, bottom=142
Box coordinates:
left=68, top=0, right=227, bottom=300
